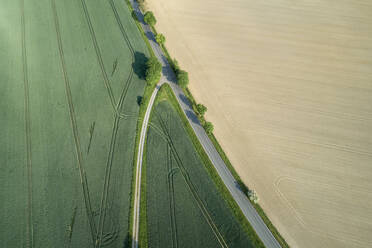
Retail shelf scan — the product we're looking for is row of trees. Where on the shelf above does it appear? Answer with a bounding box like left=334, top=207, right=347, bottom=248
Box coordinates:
left=143, top=10, right=212, bottom=134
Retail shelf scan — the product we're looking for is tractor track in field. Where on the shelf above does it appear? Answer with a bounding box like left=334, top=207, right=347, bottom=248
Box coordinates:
left=20, top=0, right=33, bottom=246
left=94, top=1, right=137, bottom=247
left=167, top=145, right=179, bottom=248
left=51, top=0, right=97, bottom=243
left=166, top=113, right=178, bottom=248
left=156, top=113, right=229, bottom=248
left=95, top=115, right=120, bottom=247
left=79, top=0, right=117, bottom=112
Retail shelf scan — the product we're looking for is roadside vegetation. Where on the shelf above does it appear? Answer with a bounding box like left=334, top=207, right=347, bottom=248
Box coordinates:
left=145, top=56, right=162, bottom=86
left=144, top=11, right=156, bottom=26
left=155, top=33, right=166, bottom=45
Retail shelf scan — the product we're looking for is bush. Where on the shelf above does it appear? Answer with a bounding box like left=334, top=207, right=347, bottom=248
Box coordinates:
left=145, top=57, right=162, bottom=86
left=248, top=190, right=259, bottom=203
left=196, top=104, right=207, bottom=116
left=155, top=33, right=166, bottom=45
left=144, top=11, right=156, bottom=26
left=170, top=58, right=180, bottom=74
left=203, top=121, right=214, bottom=134
left=177, top=70, right=189, bottom=88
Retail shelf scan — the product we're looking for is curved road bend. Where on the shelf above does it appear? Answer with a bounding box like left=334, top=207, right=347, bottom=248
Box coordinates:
left=130, top=1, right=281, bottom=247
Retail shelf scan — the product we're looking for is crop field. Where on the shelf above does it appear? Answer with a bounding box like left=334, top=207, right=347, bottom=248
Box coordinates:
left=145, top=97, right=255, bottom=248
left=145, top=0, right=372, bottom=247
left=0, top=0, right=149, bottom=247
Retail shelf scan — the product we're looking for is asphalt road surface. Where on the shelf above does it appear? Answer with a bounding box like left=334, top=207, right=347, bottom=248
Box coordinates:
left=130, top=1, right=281, bottom=247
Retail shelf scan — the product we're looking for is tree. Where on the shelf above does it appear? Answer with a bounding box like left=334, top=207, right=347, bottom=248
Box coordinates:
left=144, top=11, right=156, bottom=26
left=170, top=58, right=180, bottom=73
left=248, top=190, right=259, bottom=203
left=203, top=121, right=214, bottom=134
left=196, top=104, right=207, bottom=116
left=177, top=70, right=189, bottom=88
left=155, top=33, right=166, bottom=45
left=145, top=57, right=162, bottom=85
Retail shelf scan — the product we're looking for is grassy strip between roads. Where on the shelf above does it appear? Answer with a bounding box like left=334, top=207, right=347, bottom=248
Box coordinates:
left=158, top=84, right=266, bottom=248
left=149, top=18, right=290, bottom=248
left=139, top=127, right=149, bottom=248
left=128, top=83, right=154, bottom=248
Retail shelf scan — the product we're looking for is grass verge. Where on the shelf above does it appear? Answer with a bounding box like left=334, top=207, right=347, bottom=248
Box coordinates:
left=157, top=84, right=265, bottom=248
left=128, top=83, right=154, bottom=248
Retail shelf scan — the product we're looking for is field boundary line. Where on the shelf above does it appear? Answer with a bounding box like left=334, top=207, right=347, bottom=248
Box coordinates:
left=51, top=0, right=97, bottom=243
left=20, top=0, right=34, bottom=246
left=79, top=0, right=117, bottom=112
left=167, top=112, right=178, bottom=248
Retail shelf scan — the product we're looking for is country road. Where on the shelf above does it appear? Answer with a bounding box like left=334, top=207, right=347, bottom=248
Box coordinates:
left=130, top=1, right=281, bottom=247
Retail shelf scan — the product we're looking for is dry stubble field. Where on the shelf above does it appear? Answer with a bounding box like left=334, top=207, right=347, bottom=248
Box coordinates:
left=144, top=0, right=372, bottom=247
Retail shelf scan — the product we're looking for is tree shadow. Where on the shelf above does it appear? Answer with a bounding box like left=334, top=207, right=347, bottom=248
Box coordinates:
left=137, top=96, right=143, bottom=106
left=132, top=51, right=148, bottom=80
left=178, top=93, right=190, bottom=106
left=145, top=31, right=156, bottom=43
left=185, top=109, right=200, bottom=124
left=131, top=10, right=138, bottom=21
left=122, top=233, right=132, bottom=248
left=132, top=8, right=145, bottom=24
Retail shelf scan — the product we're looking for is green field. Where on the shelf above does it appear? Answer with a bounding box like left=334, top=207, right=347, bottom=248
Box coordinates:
left=144, top=87, right=256, bottom=247
left=0, top=0, right=149, bottom=247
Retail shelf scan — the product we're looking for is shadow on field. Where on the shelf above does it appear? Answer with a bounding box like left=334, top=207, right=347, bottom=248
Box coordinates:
left=132, top=52, right=147, bottom=80
left=122, top=233, right=135, bottom=248
left=137, top=96, right=143, bottom=106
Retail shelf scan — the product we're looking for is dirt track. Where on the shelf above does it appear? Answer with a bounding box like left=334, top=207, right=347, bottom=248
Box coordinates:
left=144, top=0, right=372, bottom=247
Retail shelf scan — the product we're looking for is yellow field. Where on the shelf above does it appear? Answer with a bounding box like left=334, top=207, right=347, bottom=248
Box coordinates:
left=144, top=0, right=372, bottom=247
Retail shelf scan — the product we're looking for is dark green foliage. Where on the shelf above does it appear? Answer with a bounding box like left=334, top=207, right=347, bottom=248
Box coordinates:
left=155, top=33, right=166, bottom=44
left=144, top=11, right=156, bottom=26
left=203, top=121, right=214, bottom=134
left=177, top=69, right=189, bottom=88
left=145, top=56, right=162, bottom=85
left=196, top=103, right=207, bottom=116
left=170, top=58, right=180, bottom=74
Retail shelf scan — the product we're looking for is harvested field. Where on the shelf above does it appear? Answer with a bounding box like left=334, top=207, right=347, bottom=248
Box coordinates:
left=145, top=97, right=254, bottom=247
left=0, top=0, right=149, bottom=246
left=144, top=0, right=372, bottom=247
